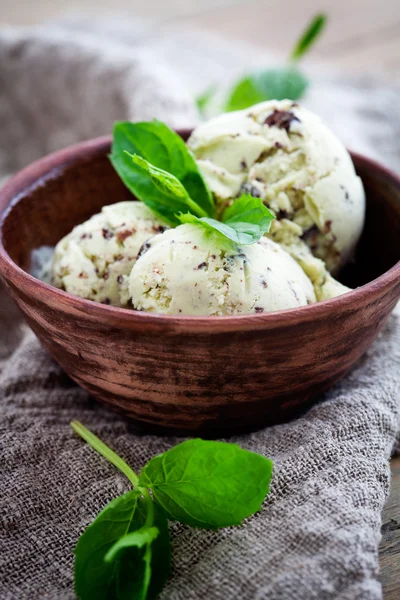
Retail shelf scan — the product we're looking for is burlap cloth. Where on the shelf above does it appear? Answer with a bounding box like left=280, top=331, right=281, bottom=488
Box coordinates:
left=0, top=17, right=399, bottom=600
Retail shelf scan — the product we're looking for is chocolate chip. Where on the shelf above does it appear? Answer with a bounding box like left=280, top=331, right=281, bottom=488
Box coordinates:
left=102, top=298, right=111, bottom=305
left=277, top=209, right=289, bottom=220
left=103, top=272, right=109, bottom=280
left=153, top=225, right=167, bottom=233
left=239, top=183, right=261, bottom=198
left=240, top=159, right=247, bottom=170
left=117, top=229, right=134, bottom=243
left=301, top=225, right=319, bottom=242
left=117, top=275, right=124, bottom=284
left=264, top=110, right=300, bottom=132
left=323, top=220, right=332, bottom=234
left=197, top=262, right=207, bottom=270
left=137, top=241, right=151, bottom=258
left=223, top=256, right=235, bottom=272
left=78, top=272, right=88, bottom=279
left=102, top=228, right=114, bottom=240
left=261, top=279, right=268, bottom=288
left=288, top=282, right=300, bottom=303
left=254, top=306, right=264, bottom=313
left=274, top=141, right=283, bottom=149
left=340, top=184, right=351, bottom=202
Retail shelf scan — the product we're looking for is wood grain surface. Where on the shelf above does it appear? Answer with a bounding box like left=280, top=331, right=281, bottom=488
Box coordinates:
left=1, top=1, right=399, bottom=596
left=380, top=456, right=400, bottom=598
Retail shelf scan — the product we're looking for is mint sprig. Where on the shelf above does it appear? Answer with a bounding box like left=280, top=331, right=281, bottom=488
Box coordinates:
left=71, top=421, right=273, bottom=599
left=110, top=120, right=275, bottom=246
left=139, top=438, right=273, bottom=529
left=290, top=13, right=327, bottom=62
left=223, top=193, right=275, bottom=230
left=128, top=153, right=208, bottom=225
left=178, top=194, right=275, bottom=245
left=110, top=120, right=214, bottom=220
left=197, top=13, right=327, bottom=115
left=225, top=68, right=308, bottom=112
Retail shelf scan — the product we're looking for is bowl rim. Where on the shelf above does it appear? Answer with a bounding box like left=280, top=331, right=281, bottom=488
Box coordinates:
left=0, top=133, right=399, bottom=334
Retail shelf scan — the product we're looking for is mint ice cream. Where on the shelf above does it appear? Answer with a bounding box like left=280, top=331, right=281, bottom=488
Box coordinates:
left=129, top=224, right=316, bottom=316
left=52, top=202, right=168, bottom=307
left=188, top=100, right=365, bottom=286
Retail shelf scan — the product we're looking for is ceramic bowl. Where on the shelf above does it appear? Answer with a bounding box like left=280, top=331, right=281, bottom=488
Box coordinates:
left=0, top=132, right=399, bottom=433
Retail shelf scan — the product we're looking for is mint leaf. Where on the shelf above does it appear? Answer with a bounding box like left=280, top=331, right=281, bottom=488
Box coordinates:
left=74, top=492, right=170, bottom=600
left=177, top=213, right=248, bottom=245
left=290, top=13, right=327, bottom=62
left=139, top=439, right=273, bottom=529
left=138, top=501, right=171, bottom=599
left=110, top=120, right=214, bottom=218
left=222, top=193, right=275, bottom=229
left=225, top=76, right=265, bottom=112
left=127, top=153, right=207, bottom=224
left=105, top=526, right=159, bottom=599
left=178, top=194, right=274, bottom=245
left=71, top=423, right=274, bottom=598
left=74, top=490, right=140, bottom=599
left=105, top=526, right=159, bottom=563
left=225, top=68, right=308, bottom=112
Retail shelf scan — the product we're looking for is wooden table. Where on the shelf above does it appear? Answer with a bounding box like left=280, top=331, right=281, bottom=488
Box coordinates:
left=380, top=457, right=400, bottom=598
left=2, top=1, right=399, bottom=597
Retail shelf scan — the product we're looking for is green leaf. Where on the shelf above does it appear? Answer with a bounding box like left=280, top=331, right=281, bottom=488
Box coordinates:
left=222, top=193, right=275, bottom=229
left=177, top=213, right=247, bottom=245
left=225, top=68, right=308, bottom=112
left=178, top=194, right=275, bottom=245
left=139, top=439, right=273, bottom=529
left=74, top=492, right=171, bottom=600
left=142, top=502, right=171, bottom=599
left=128, top=153, right=208, bottom=224
left=74, top=490, right=139, bottom=599
left=110, top=120, right=214, bottom=218
left=105, top=526, right=159, bottom=599
left=105, top=527, right=159, bottom=563
left=225, top=76, right=265, bottom=112
left=290, top=13, right=327, bottom=62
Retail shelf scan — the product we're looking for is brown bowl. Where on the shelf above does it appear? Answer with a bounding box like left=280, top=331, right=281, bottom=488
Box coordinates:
left=0, top=133, right=399, bottom=434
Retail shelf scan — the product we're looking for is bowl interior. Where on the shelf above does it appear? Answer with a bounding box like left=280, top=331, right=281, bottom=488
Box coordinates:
left=1, top=147, right=400, bottom=289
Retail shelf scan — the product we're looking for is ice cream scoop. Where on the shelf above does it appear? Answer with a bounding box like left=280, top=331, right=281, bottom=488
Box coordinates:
left=188, top=100, right=365, bottom=277
left=52, top=202, right=168, bottom=306
left=129, top=223, right=316, bottom=315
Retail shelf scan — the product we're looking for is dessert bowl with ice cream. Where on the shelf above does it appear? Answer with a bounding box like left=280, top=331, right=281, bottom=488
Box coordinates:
left=0, top=101, right=399, bottom=433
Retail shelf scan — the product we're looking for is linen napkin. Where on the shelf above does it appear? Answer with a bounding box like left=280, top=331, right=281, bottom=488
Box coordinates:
left=0, top=17, right=399, bottom=600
